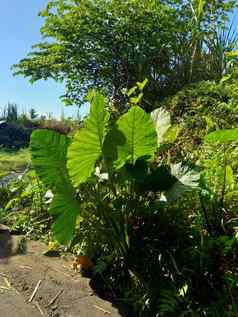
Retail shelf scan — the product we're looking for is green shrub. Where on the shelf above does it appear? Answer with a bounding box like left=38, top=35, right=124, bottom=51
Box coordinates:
left=159, top=80, right=238, bottom=162
left=1, top=170, right=52, bottom=241
left=0, top=122, right=33, bottom=149
left=30, top=90, right=218, bottom=316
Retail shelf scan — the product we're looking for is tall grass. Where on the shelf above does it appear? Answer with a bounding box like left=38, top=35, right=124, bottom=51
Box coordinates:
left=0, top=148, right=30, bottom=178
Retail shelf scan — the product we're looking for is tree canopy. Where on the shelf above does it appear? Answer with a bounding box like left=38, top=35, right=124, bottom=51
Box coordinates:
left=13, top=0, right=237, bottom=111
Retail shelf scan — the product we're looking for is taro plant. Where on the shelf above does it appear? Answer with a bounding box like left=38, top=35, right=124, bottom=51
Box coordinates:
left=30, top=90, right=201, bottom=315
left=30, top=90, right=199, bottom=245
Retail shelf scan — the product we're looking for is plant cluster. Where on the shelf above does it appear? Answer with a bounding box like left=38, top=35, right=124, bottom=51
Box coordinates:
left=28, top=89, right=238, bottom=316
left=0, top=170, right=52, bottom=241
left=159, top=80, right=238, bottom=162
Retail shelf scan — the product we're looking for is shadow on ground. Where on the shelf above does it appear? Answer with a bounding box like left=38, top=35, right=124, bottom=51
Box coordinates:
left=0, top=224, right=27, bottom=263
left=0, top=237, right=128, bottom=317
left=90, top=275, right=137, bottom=317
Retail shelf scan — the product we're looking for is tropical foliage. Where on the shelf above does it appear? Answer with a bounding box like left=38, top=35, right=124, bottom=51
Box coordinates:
left=2, top=1, right=238, bottom=316
left=26, top=90, right=238, bottom=316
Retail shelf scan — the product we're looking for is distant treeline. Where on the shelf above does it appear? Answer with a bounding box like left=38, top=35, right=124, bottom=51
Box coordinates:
left=0, top=103, right=79, bottom=149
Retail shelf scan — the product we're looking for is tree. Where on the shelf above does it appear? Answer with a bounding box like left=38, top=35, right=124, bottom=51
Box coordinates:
left=29, top=108, right=38, bottom=120
left=2, top=103, right=18, bottom=122
left=13, top=0, right=237, bottom=111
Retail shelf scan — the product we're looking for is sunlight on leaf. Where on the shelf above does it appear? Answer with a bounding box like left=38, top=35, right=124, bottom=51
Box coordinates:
left=31, top=130, right=81, bottom=244
left=67, top=90, right=109, bottom=187
left=151, top=108, right=171, bottom=145
left=106, top=106, right=157, bottom=169
left=205, top=129, right=238, bottom=143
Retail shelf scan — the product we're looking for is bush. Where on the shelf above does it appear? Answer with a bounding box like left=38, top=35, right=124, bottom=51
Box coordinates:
left=0, top=170, right=52, bottom=241
left=27, top=90, right=237, bottom=316
left=0, top=122, right=33, bottom=149
left=160, top=80, right=238, bottom=162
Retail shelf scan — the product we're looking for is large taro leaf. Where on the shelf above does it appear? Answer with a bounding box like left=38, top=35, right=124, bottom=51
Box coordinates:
left=31, top=130, right=69, bottom=188
left=50, top=188, right=81, bottom=244
left=140, top=166, right=178, bottom=192
left=125, top=159, right=149, bottom=183
left=151, top=107, right=181, bottom=146
left=31, top=130, right=81, bottom=244
left=205, top=129, right=238, bottom=144
left=67, top=90, right=109, bottom=187
left=151, top=107, right=171, bottom=145
left=163, top=163, right=200, bottom=203
left=105, top=106, right=157, bottom=169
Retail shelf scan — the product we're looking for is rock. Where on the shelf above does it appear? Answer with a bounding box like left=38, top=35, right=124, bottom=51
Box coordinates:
left=0, top=224, right=10, bottom=233
left=0, top=224, right=12, bottom=260
left=0, top=230, right=26, bottom=260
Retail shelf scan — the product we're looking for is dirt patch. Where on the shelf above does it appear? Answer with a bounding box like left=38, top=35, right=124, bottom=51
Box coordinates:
left=0, top=236, right=125, bottom=317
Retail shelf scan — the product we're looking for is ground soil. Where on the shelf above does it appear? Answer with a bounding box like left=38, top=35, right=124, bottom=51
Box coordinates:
left=0, top=234, right=126, bottom=317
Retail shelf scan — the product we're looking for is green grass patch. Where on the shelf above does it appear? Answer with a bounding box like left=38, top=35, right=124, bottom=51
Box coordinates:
left=0, top=148, right=30, bottom=178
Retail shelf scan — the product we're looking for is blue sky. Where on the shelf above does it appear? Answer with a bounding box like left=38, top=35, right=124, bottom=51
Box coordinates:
left=0, top=0, right=77, bottom=118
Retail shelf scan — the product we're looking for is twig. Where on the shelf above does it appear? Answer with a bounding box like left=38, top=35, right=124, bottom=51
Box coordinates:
left=46, top=289, right=63, bottom=307
left=34, top=218, right=52, bottom=225
left=3, top=277, right=11, bottom=288
left=19, top=265, right=32, bottom=270
left=34, top=301, right=45, bottom=316
left=0, top=277, right=19, bottom=294
left=29, top=280, right=42, bottom=302
left=93, top=304, right=111, bottom=314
